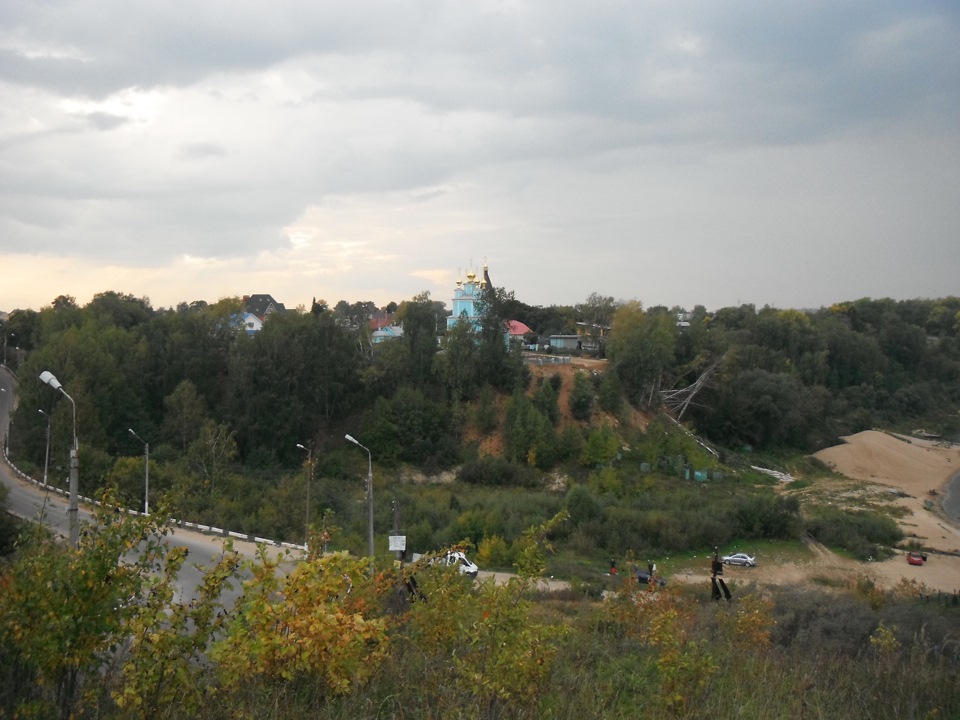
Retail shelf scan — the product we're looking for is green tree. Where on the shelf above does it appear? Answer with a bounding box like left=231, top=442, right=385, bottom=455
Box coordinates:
left=608, top=301, right=676, bottom=407
left=162, top=380, right=207, bottom=452
left=0, top=485, right=19, bottom=557
left=598, top=369, right=623, bottom=414
left=87, top=290, right=154, bottom=329
left=360, top=386, right=453, bottom=467
left=576, top=292, right=618, bottom=356
left=569, top=370, right=594, bottom=421
left=396, top=291, right=441, bottom=386
left=503, top=389, right=557, bottom=469
left=435, top=318, right=479, bottom=401
left=187, top=420, right=237, bottom=494
left=142, top=298, right=242, bottom=424
left=475, top=286, right=525, bottom=392
left=564, top=484, right=602, bottom=529
left=228, top=310, right=359, bottom=461
left=473, top=384, right=499, bottom=433
left=533, top=376, right=560, bottom=424
left=104, top=455, right=152, bottom=509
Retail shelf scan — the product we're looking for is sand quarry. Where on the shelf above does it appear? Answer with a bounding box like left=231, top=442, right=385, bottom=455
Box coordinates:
left=808, top=430, right=960, bottom=593
left=673, top=431, right=960, bottom=594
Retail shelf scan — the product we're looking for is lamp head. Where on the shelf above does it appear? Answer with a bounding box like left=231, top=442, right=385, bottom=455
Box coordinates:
left=39, top=370, right=62, bottom=391
left=345, top=434, right=358, bottom=446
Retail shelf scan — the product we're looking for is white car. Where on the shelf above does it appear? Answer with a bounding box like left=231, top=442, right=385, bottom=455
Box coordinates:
left=721, top=553, right=756, bottom=567
left=414, top=550, right=480, bottom=579
left=442, top=551, right=479, bottom=579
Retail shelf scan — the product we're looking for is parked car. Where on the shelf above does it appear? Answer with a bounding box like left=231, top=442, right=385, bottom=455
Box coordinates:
left=438, top=551, right=479, bottom=579
left=906, top=551, right=926, bottom=566
left=635, top=569, right=667, bottom=587
left=412, top=550, right=480, bottom=579
left=721, top=553, right=756, bottom=567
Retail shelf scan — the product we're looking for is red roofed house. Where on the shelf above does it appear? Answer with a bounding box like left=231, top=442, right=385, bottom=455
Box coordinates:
left=507, top=320, right=533, bottom=342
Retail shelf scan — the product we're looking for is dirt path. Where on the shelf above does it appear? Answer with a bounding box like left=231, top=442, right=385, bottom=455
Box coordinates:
left=478, top=570, right=570, bottom=591
left=672, top=536, right=960, bottom=594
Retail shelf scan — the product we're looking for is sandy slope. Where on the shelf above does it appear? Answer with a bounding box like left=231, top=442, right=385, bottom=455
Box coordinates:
left=807, top=431, right=960, bottom=592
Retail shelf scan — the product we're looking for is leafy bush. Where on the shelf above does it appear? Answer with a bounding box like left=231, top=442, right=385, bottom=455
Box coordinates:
left=476, top=534, right=514, bottom=567
left=580, top=425, right=621, bottom=468
left=587, top=466, right=624, bottom=498
left=564, top=484, right=603, bottom=528
left=733, top=492, right=802, bottom=539
left=805, top=507, right=903, bottom=560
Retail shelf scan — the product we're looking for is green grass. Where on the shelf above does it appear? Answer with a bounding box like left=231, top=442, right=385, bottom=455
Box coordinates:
left=655, top=539, right=812, bottom=573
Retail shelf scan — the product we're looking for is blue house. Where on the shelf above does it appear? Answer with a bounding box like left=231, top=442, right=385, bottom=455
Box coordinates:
left=372, top=325, right=404, bottom=344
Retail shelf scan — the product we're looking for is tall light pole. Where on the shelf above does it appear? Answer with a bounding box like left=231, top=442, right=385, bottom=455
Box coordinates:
left=345, top=433, right=374, bottom=558
left=296, top=442, right=313, bottom=548
left=2, top=330, right=12, bottom=367
left=129, top=428, right=150, bottom=515
left=38, top=409, right=51, bottom=485
left=39, top=370, right=78, bottom=547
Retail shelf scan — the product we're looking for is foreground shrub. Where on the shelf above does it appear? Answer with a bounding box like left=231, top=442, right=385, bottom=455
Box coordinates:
left=213, top=551, right=389, bottom=695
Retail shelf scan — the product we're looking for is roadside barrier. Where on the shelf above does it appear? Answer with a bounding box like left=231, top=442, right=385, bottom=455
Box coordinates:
left=1, top=444, right=306, bottom=552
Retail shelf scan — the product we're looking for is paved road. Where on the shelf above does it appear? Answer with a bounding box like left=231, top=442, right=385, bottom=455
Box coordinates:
left=0, top=366, right=284, bottom=605
left=2, top=368, right=566, bottom=599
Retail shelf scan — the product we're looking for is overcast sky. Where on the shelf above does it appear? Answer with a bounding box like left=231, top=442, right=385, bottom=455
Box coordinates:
left=1, top=1, right=958, bottom=314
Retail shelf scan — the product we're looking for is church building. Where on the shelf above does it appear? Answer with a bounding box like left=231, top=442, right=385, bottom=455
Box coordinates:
left=446, top=265, right=492, bottom=331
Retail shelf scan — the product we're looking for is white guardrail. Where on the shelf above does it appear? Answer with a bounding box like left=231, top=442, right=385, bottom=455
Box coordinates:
left=1, top=445, right=306, bottom=552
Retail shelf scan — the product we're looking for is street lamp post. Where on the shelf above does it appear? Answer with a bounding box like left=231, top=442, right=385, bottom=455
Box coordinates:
left=2, top=331, right=12, bottom=367
left=38, top=409, right=51, bottom=485
left=39, top=370, right=78, bottom=547
left=345, top=434, right=374, bottom=558
left=296, top=442, right=313, bottom=548
left=129, top=428, right=150, bottom=515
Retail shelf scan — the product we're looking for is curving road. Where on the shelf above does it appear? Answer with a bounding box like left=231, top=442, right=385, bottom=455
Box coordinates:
left=2, top=368, right=563, bottom=598
left=0, top=366, right=285, bottom=605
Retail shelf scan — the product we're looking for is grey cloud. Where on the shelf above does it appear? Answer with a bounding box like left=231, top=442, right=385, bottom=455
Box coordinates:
left=178, top=142, right=227, bottom=159
left=3, top=2, right=957, bottom=142
left=0, top=0, right=957, bottom=309
left=83, top=112, right=129, bottom=131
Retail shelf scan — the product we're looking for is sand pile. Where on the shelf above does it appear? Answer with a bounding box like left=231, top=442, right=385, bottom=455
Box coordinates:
left=813, top=430, right=960, bottom=591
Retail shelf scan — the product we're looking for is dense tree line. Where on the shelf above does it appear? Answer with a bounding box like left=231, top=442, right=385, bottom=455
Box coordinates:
left=673, top=299, right=960, bottom=450
left=4, top=290, right=957, bottom=551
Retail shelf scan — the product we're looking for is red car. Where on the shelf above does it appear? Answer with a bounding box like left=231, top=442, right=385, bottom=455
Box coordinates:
left=906, top=552, right=925, bottom=566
